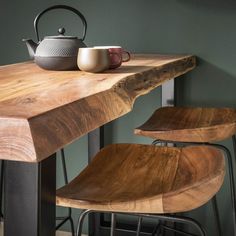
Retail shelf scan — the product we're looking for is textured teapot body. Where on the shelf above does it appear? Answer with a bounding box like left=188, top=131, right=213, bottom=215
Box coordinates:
left=35, top=37, right=87, bottom=70
left=23, top=5, right=87, bottom=71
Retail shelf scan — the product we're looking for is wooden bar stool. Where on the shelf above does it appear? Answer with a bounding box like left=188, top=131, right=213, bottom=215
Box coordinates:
left=134, top=107, right=236, bottom=236
left=56, top=143, right=225, bottom=236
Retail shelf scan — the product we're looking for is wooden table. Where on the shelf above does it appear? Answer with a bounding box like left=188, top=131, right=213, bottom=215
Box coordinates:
left=0, top=54, right=196, bottom=236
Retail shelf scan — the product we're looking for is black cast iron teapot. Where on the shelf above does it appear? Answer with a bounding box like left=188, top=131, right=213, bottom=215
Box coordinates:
left=23, top=5, right=87, bottom=71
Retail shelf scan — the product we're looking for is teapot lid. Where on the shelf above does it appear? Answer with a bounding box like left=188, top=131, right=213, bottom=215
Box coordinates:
left=44, top=28, right=78, bottom=40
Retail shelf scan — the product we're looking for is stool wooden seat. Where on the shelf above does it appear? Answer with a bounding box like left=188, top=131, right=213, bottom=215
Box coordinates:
left=134, top=107, right=236, bottom=143
left=56, top=144, right=225, bottom=214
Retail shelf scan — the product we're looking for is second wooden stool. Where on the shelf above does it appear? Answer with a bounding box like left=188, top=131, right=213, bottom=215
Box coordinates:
left=135, top=106, right=236, bottom=236
left=56, top=143, right=225, bottom=236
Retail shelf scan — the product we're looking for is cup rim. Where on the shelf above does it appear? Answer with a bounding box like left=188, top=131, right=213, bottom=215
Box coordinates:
left=93, top=46, right=122, bottom=49
left=79, top=47, right=108, bottom=51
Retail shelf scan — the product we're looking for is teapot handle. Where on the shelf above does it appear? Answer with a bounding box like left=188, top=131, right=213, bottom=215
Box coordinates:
left=34, top=5, right=87, bottom=42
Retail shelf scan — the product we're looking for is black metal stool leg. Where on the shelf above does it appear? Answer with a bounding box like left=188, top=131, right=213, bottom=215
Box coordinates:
left=212, top=196, right=222, bottom=236
left=136, top=217, right=143, bottom=236
left=56, top=149, right=75, bottom=235
left=152, top=222, right=161, bottom=236
left=232, top=135, right=236, bottom=173
left=207, top=143, right=236, bottom=236
left=69, top=215, right=75, bottom=236
left=231, top=135, right=236, bottom=235
left=232, top=135, right=236, bottom=158
left=61, top=149, right=69, bottom=184
left=161, top=221, right=166, bottom=236
left=0, top=160, right=4, bottom=220
left=110, top=213, right=116, bottom=236
left=135, top=213, right=206, bottom=236
left=61, top=149, right=75, bottom=235
left=76, top=209, right=92, bottom=236
left=158, top=226, right=162, bottom=236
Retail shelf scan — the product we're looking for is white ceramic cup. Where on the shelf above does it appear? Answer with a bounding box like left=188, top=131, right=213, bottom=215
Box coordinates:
left=77, top=48, right=121, bottom=73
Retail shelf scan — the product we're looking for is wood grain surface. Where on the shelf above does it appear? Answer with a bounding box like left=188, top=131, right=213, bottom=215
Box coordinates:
left=134, top=107, right=236, bottom=142
left=0, top=54, right=196, bottom=162
left=56, top=144, right=225, bottom=213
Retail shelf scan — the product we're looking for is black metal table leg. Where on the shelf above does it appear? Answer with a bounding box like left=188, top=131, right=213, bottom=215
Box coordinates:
left=88, top=126, right=104, bottom=236
left=161, top=79, right=175, bottom=107
left=161, top=79, right=177, bottom=236
left=4, top=153, right=56, bottom=236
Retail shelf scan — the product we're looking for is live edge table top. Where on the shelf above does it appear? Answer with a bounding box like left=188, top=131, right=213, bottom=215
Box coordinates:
left=0, top=54, right=196, bottom=162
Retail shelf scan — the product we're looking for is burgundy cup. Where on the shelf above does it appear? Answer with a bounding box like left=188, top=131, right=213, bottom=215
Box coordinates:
left=94, top=46, right=131, bottom=69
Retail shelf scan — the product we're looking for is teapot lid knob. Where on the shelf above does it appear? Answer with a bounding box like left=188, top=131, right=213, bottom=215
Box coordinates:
left=58, top=27, right=66, bottom=35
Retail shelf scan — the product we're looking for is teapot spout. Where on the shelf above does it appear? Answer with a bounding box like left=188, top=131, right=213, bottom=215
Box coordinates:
left=22, top=39, right=38, bottom=60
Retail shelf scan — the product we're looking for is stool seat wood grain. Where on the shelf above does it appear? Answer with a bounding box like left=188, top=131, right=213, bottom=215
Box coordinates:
left=134, top=107, right=236, bottom=142
left=56, top=144, right=225, bottom=214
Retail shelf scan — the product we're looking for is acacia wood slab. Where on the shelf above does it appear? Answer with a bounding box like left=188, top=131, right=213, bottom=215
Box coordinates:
left=56, top=144, right=225, bottom=213
left=134, top=107, right=236, bottom=142
left=0, top=54, right=196, bottom=162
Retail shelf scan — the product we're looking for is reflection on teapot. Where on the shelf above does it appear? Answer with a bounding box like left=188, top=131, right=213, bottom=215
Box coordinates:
left=23, top=5, right=87, bottom=71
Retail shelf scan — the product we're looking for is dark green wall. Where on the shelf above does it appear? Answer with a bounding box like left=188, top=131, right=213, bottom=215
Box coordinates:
left=1, top=0, right=236, bottom=235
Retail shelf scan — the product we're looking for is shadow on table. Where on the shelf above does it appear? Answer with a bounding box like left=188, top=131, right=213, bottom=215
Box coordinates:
left=104, top=65, right=154, bottom=74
